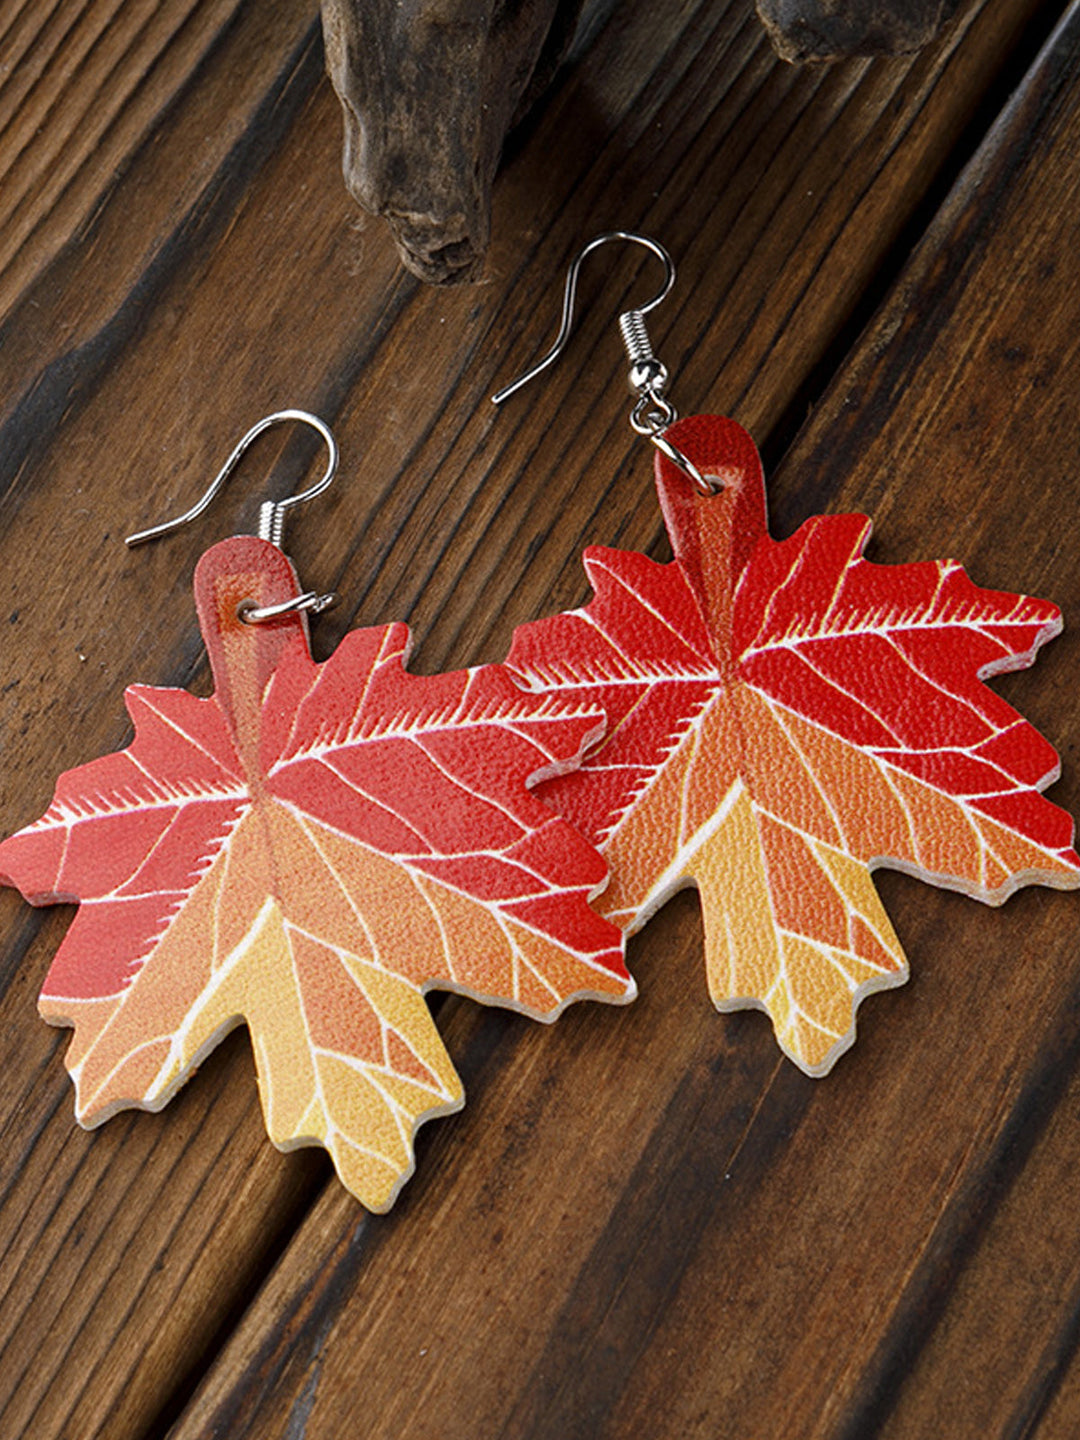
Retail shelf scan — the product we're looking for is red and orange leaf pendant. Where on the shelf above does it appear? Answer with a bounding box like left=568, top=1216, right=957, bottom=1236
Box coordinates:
left=0, top=536, right=631, bottom=1210
left=506, top=414, right=1079, bottom=1075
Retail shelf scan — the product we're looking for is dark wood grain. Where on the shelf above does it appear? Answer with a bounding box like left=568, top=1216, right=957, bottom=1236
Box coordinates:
left=0, top=0, right=1076, bottom=1437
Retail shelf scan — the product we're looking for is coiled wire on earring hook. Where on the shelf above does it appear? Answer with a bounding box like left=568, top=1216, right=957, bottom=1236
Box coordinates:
left=125, top=409, right=340, bottom=623
left=492, top=232, right=717, bottom=494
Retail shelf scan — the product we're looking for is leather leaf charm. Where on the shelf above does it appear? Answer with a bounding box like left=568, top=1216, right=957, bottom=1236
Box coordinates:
left=0, top=536, right=631, bottom=1210
left=505, top=415, right=1079, bottom=1075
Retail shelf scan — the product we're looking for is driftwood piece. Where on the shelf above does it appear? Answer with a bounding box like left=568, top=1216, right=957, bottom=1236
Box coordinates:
left=757, top=0, right=960, bottom=61
left=321, top=0, right=959, bottom=284
left=321, top=0, right=583, bottom=284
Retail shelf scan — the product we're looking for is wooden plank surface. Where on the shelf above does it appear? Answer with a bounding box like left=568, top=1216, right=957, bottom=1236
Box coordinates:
left=0, top=0, right=1077, bottom=1436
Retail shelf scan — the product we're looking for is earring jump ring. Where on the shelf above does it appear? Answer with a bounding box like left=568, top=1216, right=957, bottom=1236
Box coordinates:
left=648, top=431, right=719, bottom=496
left=237, top=590, right=338, bottom=625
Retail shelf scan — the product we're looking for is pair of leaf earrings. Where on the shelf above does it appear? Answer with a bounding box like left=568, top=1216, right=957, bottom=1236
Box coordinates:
left=2, top=234, right=1075, bottom=1213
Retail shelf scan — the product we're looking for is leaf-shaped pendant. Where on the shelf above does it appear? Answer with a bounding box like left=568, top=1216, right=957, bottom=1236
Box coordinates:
left=505, top=414, right=1079, bottom=1075
left=0, top=535, right=631, bottom=1210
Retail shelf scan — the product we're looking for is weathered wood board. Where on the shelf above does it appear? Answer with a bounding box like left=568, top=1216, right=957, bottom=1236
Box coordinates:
left=0, top=0, right=1078, bottom=1437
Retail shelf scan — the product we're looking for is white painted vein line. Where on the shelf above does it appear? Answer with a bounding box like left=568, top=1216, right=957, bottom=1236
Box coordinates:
left=600, top=688, right=721, bottom=843
left=426, top=852, right=529, bottom=1002
left=277, top=659, right=323, bottom=765
left=133, top=693, right=239, bottom=777
left=71, top=805, right=239, bottom=922
left=910, top=639, right=1054, bottom=705
left=777, top=929, right=864, bottom=988
left=476, top=902, right=561, bottom=1004
left=509, top=928, right=561, bottom=1004
left=513, top=660, right=720, bottom=690
left=744, top=537, right=812, bottom=648
left=326, top=635, right=392, bottom=744
left=283, top=919, right=331, bottom=1140
left=572, top=609, right=685, bottom=682
left=579, top=760, right=663, bottom=776
left=405, top=870, right=458, bottom=986
left=603, top=680, right=722, bottom=757
left=819, top=550, right=865, bottom=634
left=144, top=896, right=277, bottom=1094
left=677, top=709, right=704, bottom=853
left=115, top=757, right=245, bottom=809
left=874, top=719, right=1027, bottom=759
left=38, top=781, right=248, bottom=830
left=287, top=813, right=382, bottom=968
left=303, top=970, right=421, bottom=1162
left=267, top=839, right=619, bottom=1006
left=79, top=890, right=185, bottom=941
left=791, top=1010, right=843, bottom=1046
left=79, top=879, right=190, bottom=914
left=312, top=1042, right=449, bottom=1094
left=55, top=807, right=73, bottom=888
left=114, top=799, right=243, bottom=899
left=752, top=735, right=1053, bottom=881
left=410, top=736, right=530, bottom=832
left=452, top=669, right=484, bottom=728
left=78, top=1029, right=178, bottom=1106
left=322, top=1048, right=452, bottom=1139
left=400, top=855, right=616, bottom=976
left=492, top=719, right=578, bottom=772
left=412, top=848, right=566, bottom=893
left=279, top=696, right=612, bottom=759
left=882, top=637, right=1011, bottom=715
left=743, top=609, right=971, bottom=653
left=759, top=694, right=850, bottom=850
left=754, top=781, right=914, bottom=871
left=811, top=546, right=852, bottom=639
left=753, top=647, right=912, bottom=747
left=743, top=594, right=1044, bottom=658
left=586, top=558, right=711, bottom=656
left=640, top=778, right=744, bottom=915
left=274, top=633, right=395, bottom=761
left=297, top=754, right=435, bottom=850
left=806, top=848, right=895, bottom=977
left=326, top=1124, right=416, bottom=1170
left=210, top=827, right=233, bottom=980
left=876, top=761, right=922, bottom=865
left=872, top=753, right=1032, bottom=796
left=870, top=741, right=1053, bottom=849
left=127, top=750, right=163, bottom=788
left=407, top=861, right=607, bottom=969
left=277, top=795, right=552, bottom=892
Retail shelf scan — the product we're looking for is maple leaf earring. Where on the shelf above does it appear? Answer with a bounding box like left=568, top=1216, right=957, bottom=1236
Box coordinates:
left=0, top=409, right=633, bottom=1212
left=494, top=233, right=1080, bottom=1078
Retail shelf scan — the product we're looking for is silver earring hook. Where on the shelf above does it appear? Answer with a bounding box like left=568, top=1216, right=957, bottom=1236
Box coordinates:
left=491, top=232, right=674, bottom=405
left=125, top=409, right=339, bottom=550
left=491, top=232, right=714, bottom=494
left=125, top=409, right=339, bottom=624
